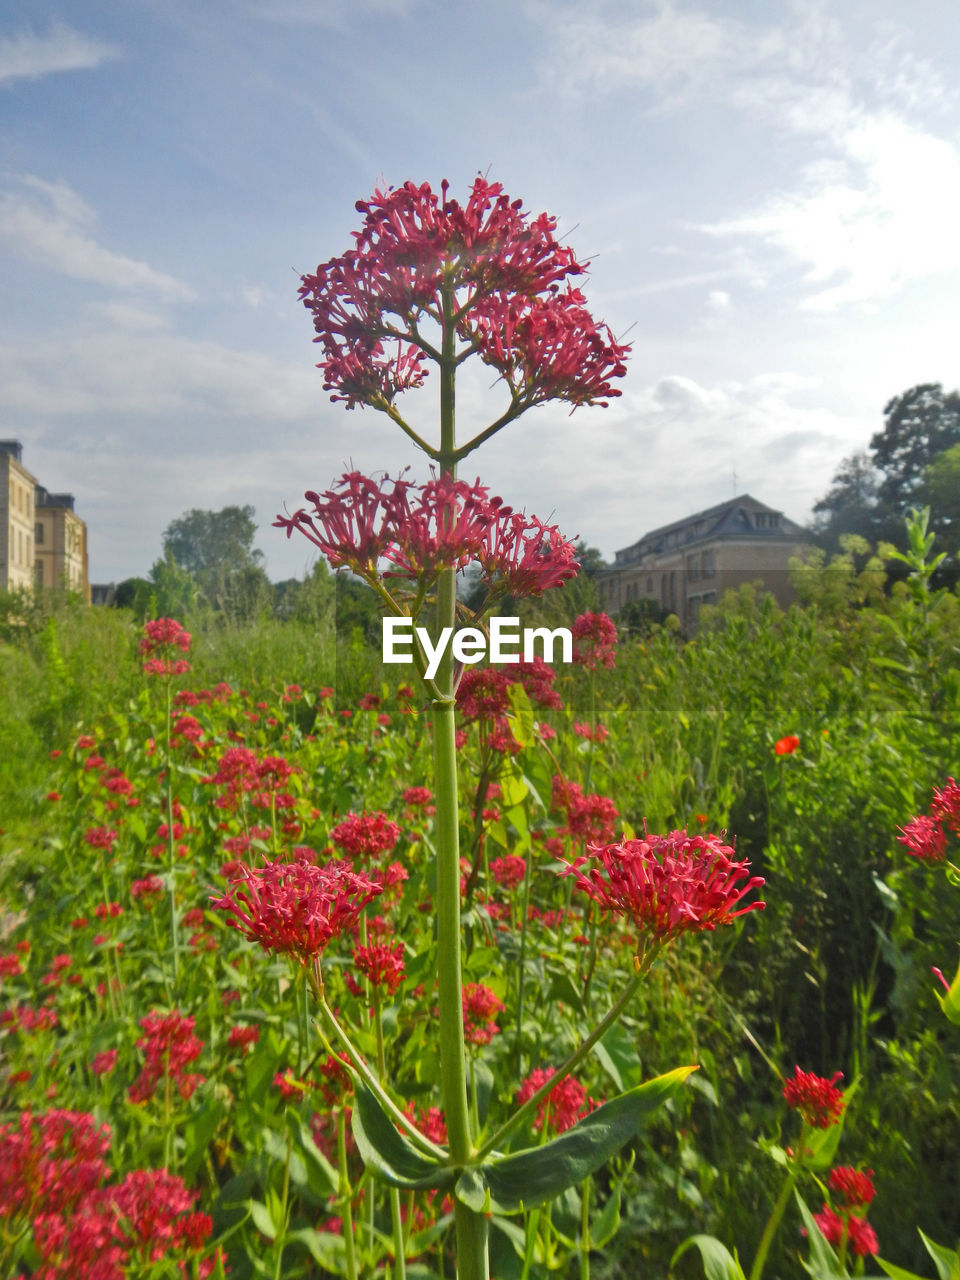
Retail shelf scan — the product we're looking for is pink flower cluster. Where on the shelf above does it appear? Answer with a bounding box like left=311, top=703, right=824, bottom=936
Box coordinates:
left=559, top=830, right=764, bottom=945
left=0, top=1110, right=218, bottom=1279
left=212, top=856, right=384, bottom=967
left=128, top=1010, right=204, bottom=1104
left=782, top=1065, right=845, bottom=1129
left=298, top=176, right=629, bottom=413
left=813, top=1166, right=878, bottom=1256
left=551, top=776, right=619, bottom=844
left=897, top=777, right=960, bottom=861
left=462, top=982, right=504, bottom=1045
left=330, top=811, right=401, bottom=861
left=276, top=471, right=579, bottom=599
left=139, top=617, right=191, bottom=677
left=571, top=611, right=618, bottom=671
left=353, top=941, right=405, bottom=993
left=515, top=1067, right=596, bottom=1135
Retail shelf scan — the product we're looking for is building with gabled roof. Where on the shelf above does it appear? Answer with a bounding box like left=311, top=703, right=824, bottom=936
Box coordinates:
left=597, top=494, right=806, bottom=629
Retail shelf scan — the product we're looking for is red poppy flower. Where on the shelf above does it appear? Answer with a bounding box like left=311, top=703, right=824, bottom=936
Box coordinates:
left=774, top=735, right=800, bottom=755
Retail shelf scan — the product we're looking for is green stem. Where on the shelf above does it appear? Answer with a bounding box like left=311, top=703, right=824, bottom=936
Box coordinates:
left=338, top=1105, right=359, bottom=1280
left=513, top=845, right=534, bottom=1072
left=272, top=1130, right=291, bottom=1280
left=314, top=992, right=447, bottom=1160
left=374, top=987, right=408, bottom=1280
left=747, top=1163, right=799, bottom=1280
left=580, top=1175, right=591, bottom=1280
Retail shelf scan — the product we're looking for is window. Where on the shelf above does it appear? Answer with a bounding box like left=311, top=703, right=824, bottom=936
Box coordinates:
left=701, top=549, right=714, bottom=577
left=685, top=554, right=698, bottom=581
left=35, top=521, right=44, bottom=544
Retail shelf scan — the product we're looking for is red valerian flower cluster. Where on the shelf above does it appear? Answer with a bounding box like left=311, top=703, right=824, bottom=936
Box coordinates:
left=571, top=611, right=618, bottom=671
left=559, top=830, right=764, bottom=946
left=139, top=617, right=192, bottom=677
left=353, top=941, right=405, bottom=993
left=515, top=1067, right=596, bottom=1135
left=298, top=176, right=629, bottom=416
left=782, top=1065, right=846, bottom=1128
left=330, top=811, right=401, bottom=861
left=211, top=856, right=384, bottom=967
left=275, top=471, right=579, bottom=599
left=813, top=1167, right=879, bottom=1258
left=0, top=1110, right=219, bottom=1279
left=462, top=982, right=504, bottom=1045
left=551, top=776, right=619, bottom=845
left=128, top=1010, right=204, bottom=1104
left=897, top=777, right=960, bottom=862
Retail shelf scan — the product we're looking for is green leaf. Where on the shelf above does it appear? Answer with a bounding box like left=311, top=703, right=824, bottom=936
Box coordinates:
left=670, top=1235, right=747, bottom=1280
left=351, top=1083, right=454, bottom=1191
left=247, top=1198, right=277, bottom=1240
left=795, top=1192, right=843, bottom=1278
left=457, top=1065, right=695, bottom=1214
left=285, top=1109, right=337, bottom=1198
left=288, top=1227, right=345, bottom=1268
left=919, top=1231, right=960, bottom=1280
left=506, top=684, right=534, bottom=750
left=591, top=1181, right=622, bottom=1249
left=933, top=956, right=960, bottom=1026
left=876, top=1260, right=929, bottom=1280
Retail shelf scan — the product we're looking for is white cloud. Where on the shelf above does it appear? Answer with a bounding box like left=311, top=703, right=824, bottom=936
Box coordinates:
left=706, top=289, right=731, bottom=311
left=0, top=174, right=195, bottom=299
left=0, top=21, right=119, bottom=85
left=707, top=113, right=960, bottom=310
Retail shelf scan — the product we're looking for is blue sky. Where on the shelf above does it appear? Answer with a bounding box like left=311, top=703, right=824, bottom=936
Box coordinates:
left=2, top=0, right=959, bottom=584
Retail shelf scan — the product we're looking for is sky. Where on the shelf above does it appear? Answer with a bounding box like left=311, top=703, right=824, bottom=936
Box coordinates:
left=2, top=0, right=959, bottom=585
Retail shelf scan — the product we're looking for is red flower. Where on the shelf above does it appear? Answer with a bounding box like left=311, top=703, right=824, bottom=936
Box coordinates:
left=297, top=176, right=628, bottom=415
left=515, top=1067, right=596, bottom=1134
left=551, top=776, right=619, bottom=844
left=128, top=1010, right=204, bottom=1104
left=774, top=735, right=800, bottom=755
left=897, top=814, right=947, bottom=862
left=330, top=811, right=401, bottom=861
left=227, top=1025, right=260, bottom=1054
left=559, top=830, right=764, bottom=945
left=828, top=1166, right=875, bottom=1209
left=139, top=617, right=191, bottom=655
left=212, top=857, right=384, bottom=966
left=782, top=1066, right=845, bottom=1128
left=462, top=982, right=504, bottom=1045
left=490, top=854, right=527, bottom=890
left=353, top=941, right=405, bottom=993
left=91, top=1049, right=118, bottom=1076
left=812, top=1203, right=879, bottom=1256
left=571, top=612, right=618, bottom=671
left=930, top=777, right=960, bottom=835
left=402, top=786, right=433, bottom=807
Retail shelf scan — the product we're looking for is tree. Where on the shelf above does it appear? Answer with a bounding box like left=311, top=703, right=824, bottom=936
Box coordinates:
left=811, top=450, right=881, bottom=546
left=871, top=383, right=960, bottom=510
left=923, top=443, right=960, bottom=560
left=162, top=506, right=269, bottom=619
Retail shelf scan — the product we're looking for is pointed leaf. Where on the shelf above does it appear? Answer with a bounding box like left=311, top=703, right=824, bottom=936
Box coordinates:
left=352, top=1083, right=454, bottom=1191
left=285, top=1109, right=337, bottom=1198
left=671, top=1235, right=747, bottom=1280
left=802, top=1079, right=858, bottom=1171
left=247, top=1198, right=277, bottom=1240
left=919, top=1231, right=960, bottom=1280
left=876, top=1260, right=929, bottom=1280
left=457, top=1065, right=695, bottom=1214
left=795, top=1192, right=843, bottom=1278
left=934, top=958, right=960, bottom=1026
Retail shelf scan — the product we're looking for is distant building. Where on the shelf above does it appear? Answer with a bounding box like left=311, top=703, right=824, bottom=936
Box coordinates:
left=0, top=441, right=37, bottom=595
left=0, top=440, right=91, bottom=601
left=597, top=495, right=807, bottom=630
left=35, top=486, right=90, bottom=602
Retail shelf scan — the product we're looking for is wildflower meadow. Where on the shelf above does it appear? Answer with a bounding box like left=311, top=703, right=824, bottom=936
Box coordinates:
left=1, top=177, right=959, bottom=1280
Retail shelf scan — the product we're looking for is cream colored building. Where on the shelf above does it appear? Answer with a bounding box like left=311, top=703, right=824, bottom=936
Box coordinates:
left=0, top=441, right=37, bottom=594
left=0, top=440, right=90, bottom=601
left=597, top=495, right=806, bottom=631
left=35, top=487, right=90, bottom=602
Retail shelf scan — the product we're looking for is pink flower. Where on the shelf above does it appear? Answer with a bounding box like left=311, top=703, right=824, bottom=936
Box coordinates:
left=462, top=982, right=504, bottom=1045
left=128, top=1010, right=204, bottom=1104
left=930, top=777, right=960, bottom=835
left=330, top=811, right=401, bottom=861
left=91, top=1049, right=118, bottom=1076
left=227, top=1025, right=260, bottom=1054
left=828, top=1166, right=875, bottom=1209
left=139, top=618, right=191, bottom=655
left=297, top=177, right=628, bottom=414
left=515, top=1067, right=596, bottom=1134
left=571, top=612, right=618, bottom=671
left=353, top=942, right=405, bottom=993
left=812, top=1203, right=879, bottom=1256
left=897, top=814, right=947, bottom=861
left=212, top=857, right=384, bottom=966
left=782, top=1066, right=845, bottom=1128
left=490, top=854, right=526, bottom=890
left=559, top=830, right=764, bottom=945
